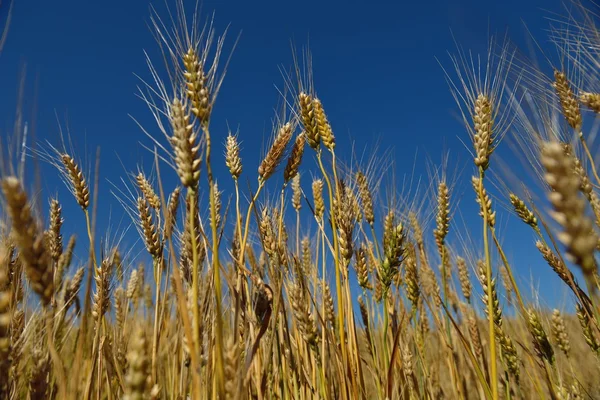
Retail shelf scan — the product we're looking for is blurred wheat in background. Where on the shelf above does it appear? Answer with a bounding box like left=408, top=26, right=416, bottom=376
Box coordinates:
left=2, top=0, right=600, bottom=399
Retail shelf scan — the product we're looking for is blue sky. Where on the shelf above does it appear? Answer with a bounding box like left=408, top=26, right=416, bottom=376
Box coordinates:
left=0, top=0, right=578, bottom=309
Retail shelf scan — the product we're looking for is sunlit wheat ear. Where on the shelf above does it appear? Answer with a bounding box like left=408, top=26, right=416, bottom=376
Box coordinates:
left=47, top=199, right=63, bottom=264
left=137, top=197, right=162, bottom=260
left=291, top=175, right=302, bottom=211
left=576, top=303, right=600, bottom=354
left=467, top=311, right=484, bottom=362
left=2, top=177, right=53, bottom=305
left=541, top=141, right=598, bottom=276
left=170, top=98, right=201, bottom=189
left=433, top=181, right=450, bottom=254
left=379, top=211, right=406, bottom=292
left=535, top=241, right=574, bottom=285
left=477, top=260, right=502, bottom=330
left=225, top=133, right=242, bottom=180
left=288, top=281, right=318, bottom=347
left=356, top=171, right=374, bottom=227
left=259, top=122, right=293, bottom=182
left=312, top=98, right=335, bottom=150
left=509, top=194, right=537, bottom=228
left=322, top=282, right=335, bottom=327
left=183, top=48, right=212, bottom=125
left=579, top=91, right=600, bottom=113
left=312, top=179, right=325, bottom=220
left=335, top=185, right=356, bottom=269
left=92, top=258, right=113, bottom=320
left=471, top=176, right=496, bottom=227
left=354, top=246, right=371, bottom=290
left=164, top=186, right=181, bottom=239
left=553, top=71, right=582, bottom=131
left=63, top=267, right=84, bottom=310
left=299, top=92, right=320, bottom=149
left=136, top=172, right=160, bottom=210
left=527, top=308, right=554, bottom=364
left=404, top=245, right=420, bottom=310
left=473, top=94, right=494, bottom=170
left=283, top=133, right=306, bottom=183
left=210, top=181, right=222, bottom=231
left=126, top=269, right=139, bottom=301
left=61, top=153, right=90, bottom=210
left=56, top=235, right=75, bottom=282
left=456, top=256, right=471, bottom=302
left=124, top=326, right=150, bottom=400
left=551, top=309, right=570, bottom=357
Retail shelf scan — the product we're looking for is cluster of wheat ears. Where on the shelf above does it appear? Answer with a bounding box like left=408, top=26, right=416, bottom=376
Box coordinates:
left=3, top=1, right=600, bottom=399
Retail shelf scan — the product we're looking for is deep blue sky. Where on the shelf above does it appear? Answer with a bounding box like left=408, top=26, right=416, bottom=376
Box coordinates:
left=0, top=0, right=578, bottom=309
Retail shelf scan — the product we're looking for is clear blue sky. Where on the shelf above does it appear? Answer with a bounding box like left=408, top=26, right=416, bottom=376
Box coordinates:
left=0, top=0, right=576, bottom=308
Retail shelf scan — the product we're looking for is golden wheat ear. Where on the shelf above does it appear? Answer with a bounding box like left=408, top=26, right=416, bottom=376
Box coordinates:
left=2, top=177, right=53, bottom=305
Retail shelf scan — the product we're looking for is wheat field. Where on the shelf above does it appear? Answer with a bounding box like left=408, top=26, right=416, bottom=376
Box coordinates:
left=1, top=1, right=600, bottom=399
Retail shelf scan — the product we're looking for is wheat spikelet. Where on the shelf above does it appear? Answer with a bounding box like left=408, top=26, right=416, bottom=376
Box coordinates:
left=299, top=92, right=319, bottom=149
left=164, top=186, right=181, bottom=239
left=434, top=181, right=450, bottom=253
left=473, top=93, right=494, bottom=170
left=580, top=91, right=600, bottom=113
left=456, top=256, right=471, bottom=302
left=404, top=246, right=420, bottom=310
left=553, top=71, right=582, bottom=131
left=92, top=258, right=113, bottom=320
left=137, top=197, right=162, bottom=259
left=56, top=235, right=75, bottom=284
left=183, top=48, right=211, bottom=124
left=211, top=181, right=222, bottom=231
left=259, top=122, right=293, bottom=181
left=336, top=185, right=356, bottom=269
left=472, top=176, right=496, bottom=227
left=498, top=331, right=520, bottom=380
left=60, top=153, right=90, bottom=209
left=478, top=260, right=502, bottom=330
left=170, top=98, right=201, bottom=188
left=225, top=133, right=242, bottom=180
left=551, top=309, right=571, bottom=357
left=284, top=133, right=306, bottom=183
left=2, top=177, right=53, bottom=305
left=354, top=246, right=371, bottom=290
left=322, top=282, right=335, bottom=327
left=48, top=199, right=63, bottom=263
left=289, top=281, right=318, bottom=347
left=380, top=211, right=406, bottom=292
left=535, top=241, right=574, bottom=285
left=64, top=267, right=84, bottom=310
left=467, top=312, right=484, bottom=362
left=541, top=141, right=598, bottom=276
left=312, top=179, right=325, bottom=220
left=356, top=171, right=375, bottom=227
left=312, top=98, right=335, bottom=150
left=127, top=269, right=139, bottom=301
left=136, top=173, right=160, bottom=210
left=292, top=174, right=302, bottom=211
left=527, top=308, right=555, bottom=364
left=509, top=194, right=537, bottom=228
left=576, top=303, right=600, bottom=354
